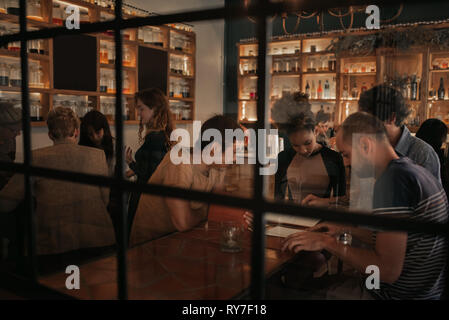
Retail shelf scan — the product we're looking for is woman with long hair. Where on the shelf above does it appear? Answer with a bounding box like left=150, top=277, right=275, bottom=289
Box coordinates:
left=126, top=88, right=174, bottom=233
left=79, top=110, right=115, bottom=175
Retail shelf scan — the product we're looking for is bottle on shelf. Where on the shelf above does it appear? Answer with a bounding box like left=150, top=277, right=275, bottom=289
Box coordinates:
left=411, top=75, right=418, bottom=100
left=100, top=43, right=109, bottom=64
left=0, top=63, right=9, bottom=86
left=342, top=83, right=349, bottom=99
left=317, top=80, right=323, bottom=99
left=311, top=80, right=316, bottom=99
left=438, top=77, right=445, bottom=100
left=323, top=80, right=330, bottom=99
left=305, top=81, right=310, bottom=97
left=9, top=63, right=21, bottom=87
left=123, top=46, right=132, bottom=67
left=100, top=74, right=108, bottom=92
left=351, top=82, right=358, bottom=99
left=123, top=73, right=130, bottom=94
left=361, top=82, right=367, bottom=94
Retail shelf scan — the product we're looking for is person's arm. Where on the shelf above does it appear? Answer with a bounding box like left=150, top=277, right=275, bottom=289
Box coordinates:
left=165, top=197, right=204, bottom=232
left=421, top=147, right=442, bottom=183
left=282, top=230, right=407, bottom=284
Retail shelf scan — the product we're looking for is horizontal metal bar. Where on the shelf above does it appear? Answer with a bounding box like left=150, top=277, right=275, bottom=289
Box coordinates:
left=0, top=0, right=435, bottom=46
left=1, top=160, right=448, bottom=237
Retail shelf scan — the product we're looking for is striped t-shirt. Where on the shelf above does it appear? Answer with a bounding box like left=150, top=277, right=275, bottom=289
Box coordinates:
left=370, top=157, right=448, bottom=300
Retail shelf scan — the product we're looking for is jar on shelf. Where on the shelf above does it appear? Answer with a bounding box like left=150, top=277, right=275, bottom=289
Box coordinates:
left=169, top=81, right=175, bottom=97
left=174, top=81, right=182, bottom=98
left=9, top=64, right=21, bottom=87
left=52, top=2, right=63, bottom=25
left=107, top=44, right=115, bottom=64
left=107, top=75, right=116, bottom=94
left=0, top=0, right=6, bottom=14
left=100, top=43, right=108, bottom=64
left=30, top=96, right=42, bottom=122
left=123, top=46, right=132, bottom=66
left=182, top=83, right=190, bottom=98
left=123, top=73, right=131, bottom=94
left=100, top=73, right=108, bottom=92
left=0, top=63, right=9, bottom=86
left=153, top=29, right=164, bottom=47
left=29, top=64, right=42, bottom=88
left=27, top=0, right=42, bottom=21
left=29, top=40, right=39, bottom=54
left=181, top=105, right=191, bottom=120
left=8, top=41, right=20, bottom=52
left=80, top=9, right=90, bottom=24
left=6, top=0, right=19, bottom=15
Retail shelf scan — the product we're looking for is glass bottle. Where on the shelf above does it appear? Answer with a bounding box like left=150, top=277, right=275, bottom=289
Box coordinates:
left=6, top=0, right=19, bottom=15
left=169, top=81, right=174, bottom=97
left=310, top=80, right=316, bottom=99
left=438, top=77, right=445, bottom=100
left=351, top=83, right=359, bottom=99
left=107, top=44, right=115, bottom=64
left=0, top=63, right=9, bottom=86
left=305, top=81, right=310, bottom=97
left=123, top=46, right=132, bottom=66
left=52, top=2, right=63, bottom=25
left=411, top=75, right=418, bottom=101
left=100, top=74, right=108, bottom=92
left=324, top=80, right=330, bottom=99
left=100, top=43, right=109, bottom=64
left=27, top=0, right=42, bottom=21
left=317, top=80, right=323, bottom=99
left=30, top=96, right=42, bottom=122
left=123, top=73, right=130, bottom=94
left=342, top=83, right=349, bottom=99
left=9, top=64, right=21, bottom=87
left=107, top=75, right=116, bottom=94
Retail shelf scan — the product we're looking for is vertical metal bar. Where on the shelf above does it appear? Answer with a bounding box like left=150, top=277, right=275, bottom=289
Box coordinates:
left=114, top=0, right=128, bottom=300
left=250, top=0, right=270, bottom=300
left=19, top=0, right=37, bottom=281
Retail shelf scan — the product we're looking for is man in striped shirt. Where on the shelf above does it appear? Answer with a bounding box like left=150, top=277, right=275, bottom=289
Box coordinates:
left=282, top=112, right=448, bottom=299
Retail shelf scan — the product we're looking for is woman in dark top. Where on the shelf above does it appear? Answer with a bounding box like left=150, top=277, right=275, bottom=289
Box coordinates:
left=125, top=88, right=174, bottom=233
left=79, top=110, right=115, bottom=175
left=276, top=111, right=346, bottom=206
left=416, top=118, right=449, bottom=197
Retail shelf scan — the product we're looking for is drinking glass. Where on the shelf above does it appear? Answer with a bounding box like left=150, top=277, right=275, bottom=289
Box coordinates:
left=220, top=221, right=244, bottom=253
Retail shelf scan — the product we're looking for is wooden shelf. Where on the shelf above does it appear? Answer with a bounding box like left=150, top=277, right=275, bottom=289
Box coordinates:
left=340, top=72, right=377, bottom=76
left=0, top=49, right=49, bottom=61
left=272, top=72, right=301, bottom=77
left=301, top=51, right=334, bottom=56
left=169, top=73, right=194, bottom=79
left=0, top=12, right=53, bottom=29
left=54, top=0, right=96, bottom=9
left=99, top=63, right=136, bottom=71
left=0, top=86, right=51, bottom=94
left=138, top=42, right=168, bottom=51
left=302, top=71, right=336, bottom=75
left=239, top=99, right=257, bottom=102
left=429, top=69, right=449, bottom=73
left=309, top=99, right=337, bottom=103
left=169, top=97, right=194, bottom=102
left=271, top=53, right=301, bottom=58
left=169, top=49, right=194, bottom=57
left=53, top=89, right=97, bottom=96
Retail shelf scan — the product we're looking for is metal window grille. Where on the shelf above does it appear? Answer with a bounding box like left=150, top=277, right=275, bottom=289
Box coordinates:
left=0, top=0, right=448, bottom=300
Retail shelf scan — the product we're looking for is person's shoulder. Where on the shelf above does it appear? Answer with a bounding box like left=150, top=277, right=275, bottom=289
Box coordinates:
left=319, top=145, right=342, bottom=160
left=144, top=131, right=168, bottom=147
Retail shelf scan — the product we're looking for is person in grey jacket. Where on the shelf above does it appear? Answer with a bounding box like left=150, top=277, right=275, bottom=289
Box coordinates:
left=359, top=85, right=441, bottom=183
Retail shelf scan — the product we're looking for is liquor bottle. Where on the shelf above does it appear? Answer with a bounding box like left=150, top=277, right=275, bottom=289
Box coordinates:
left=351, top=82, right=358, bottom=99
left=361, top=82, right=367, bottom=93
left=324, top=80, right=330, bottom=99
left=311, top=80, right=316, bottom=99
left=305, top=81, right=310, bottom=97
left=411, top=75, right=418, bottom=101
left=438, top=77, right=445, bottom=100
left=317, top=80, right=323, bottom=99
left=342, top=83, right=349, bottom=99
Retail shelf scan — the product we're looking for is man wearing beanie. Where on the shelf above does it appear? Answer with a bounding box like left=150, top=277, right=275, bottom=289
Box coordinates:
left=0, top=102, right=22, bottom=190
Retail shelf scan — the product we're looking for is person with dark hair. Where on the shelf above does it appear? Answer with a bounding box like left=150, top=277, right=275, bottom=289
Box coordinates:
left=274, top=111, right=346, bottom=205
left=129, top=115, right=240, bottom=246
left=416, top=118, right=449, bottom=195
left=0, top=102, right=21, bottom=190
left=282, top=112, right=448, bottom=300
left=79, top=110, right=115, bottom=175
left=125, top=88, right=174, bottom=233
left=315, top=108, right=333, bottom=147
left=359, top=84, right=441, bottom=181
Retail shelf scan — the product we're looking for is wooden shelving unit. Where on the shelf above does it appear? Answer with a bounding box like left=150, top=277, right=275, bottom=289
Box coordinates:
left=0, top=0, right=196, bottom=126
left=237, top=31, right=449, bottom=130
